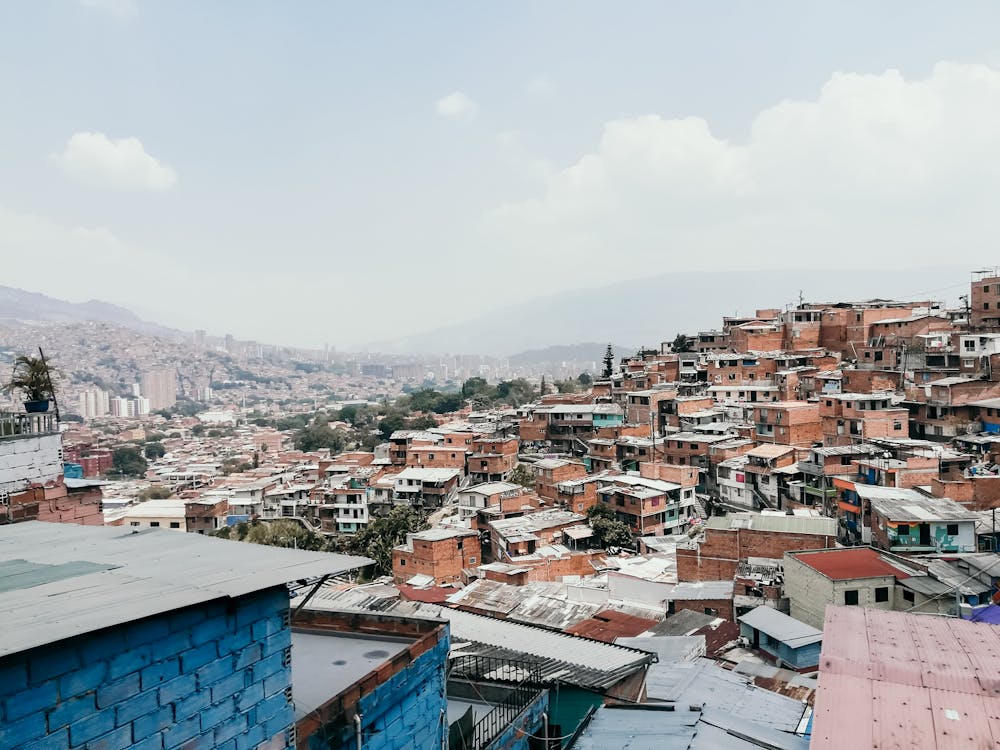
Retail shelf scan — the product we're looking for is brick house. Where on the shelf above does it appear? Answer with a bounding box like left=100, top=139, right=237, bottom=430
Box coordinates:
left=467, top=436, right=518, bottom=483
left=392, top=528, right=482, bottom=585
left=533, top=458, right=587, bottom=503
left=819, top=393, right=908, bottom=446
left=753, top=401, right=822, bottom=447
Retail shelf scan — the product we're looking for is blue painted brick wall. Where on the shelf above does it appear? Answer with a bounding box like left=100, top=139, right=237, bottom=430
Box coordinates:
left=307, top=632, right=450, bottom=750
left=0, top=586, right=295, bottom=750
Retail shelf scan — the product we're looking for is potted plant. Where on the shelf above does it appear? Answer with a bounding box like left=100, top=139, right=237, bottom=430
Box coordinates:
left=5, top=354, right=59, bottom=413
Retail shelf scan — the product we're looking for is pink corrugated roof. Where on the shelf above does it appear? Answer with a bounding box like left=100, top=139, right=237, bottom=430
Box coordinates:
left=812, top=606, right=1000, bottom=749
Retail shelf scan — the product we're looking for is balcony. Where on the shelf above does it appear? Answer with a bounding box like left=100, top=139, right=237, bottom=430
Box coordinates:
left=0, top=412, right=58, bottom=439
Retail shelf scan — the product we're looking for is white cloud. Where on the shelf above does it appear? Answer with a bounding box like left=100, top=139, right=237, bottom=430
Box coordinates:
left=435, top=91, right=479, bottom=120
left=50, top=132, right=177, bottom=191
left=79, top=0, right=137, bottom=19
left=488, top=62, right=1000, bottom=285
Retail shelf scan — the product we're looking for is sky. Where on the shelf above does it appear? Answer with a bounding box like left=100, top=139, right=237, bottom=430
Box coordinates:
left=2, top=2, right=1000, bottom=349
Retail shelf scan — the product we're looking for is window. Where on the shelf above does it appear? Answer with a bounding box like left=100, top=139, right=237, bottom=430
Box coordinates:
left=130, top=521, right=140, bottom=527
left=986, top=303, right=992, bottom=311
left=150, top=522, right=160, bottom=528
left=169, top=522, right=180, bottom=529
left=399, top=559, right=405, bottom=566
left=897, top=524, right=909, bottom=536
left=468, top=556, right=476, bottom=564
left=985, top=285, right=991, bottom=293
left=946, top=523, right=959, bottom=535
left=844, top=589, right=859, bottom=606
left=875, top=587, right=889, bottom=603
left=903, top=589, right=915, bottom=603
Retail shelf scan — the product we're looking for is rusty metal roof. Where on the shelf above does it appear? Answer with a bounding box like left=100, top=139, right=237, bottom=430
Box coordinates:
left=791, top=547, right=910, bottom=581
left=812, top=605, right=1000, bottom=748
left=565, top=609, right=659, bottom=643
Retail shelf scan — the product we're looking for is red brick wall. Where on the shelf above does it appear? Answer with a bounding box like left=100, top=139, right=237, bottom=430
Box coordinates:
left=676, top=526, right=836, bottom=582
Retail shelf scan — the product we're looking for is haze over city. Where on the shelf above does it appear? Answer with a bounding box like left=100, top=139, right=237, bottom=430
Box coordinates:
left=3, top=2, right=1000, bottom=349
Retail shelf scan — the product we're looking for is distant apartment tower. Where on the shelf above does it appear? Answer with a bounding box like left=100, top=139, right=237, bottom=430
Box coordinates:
left=77, top=389, right=110, bottom=419
left=971, top=273, right=1000, bottom=329
left=141, top=368, right=177, bottom=411
left=194, top=329, right=207, bottom=347
left=110, top=396, right=150, bottom=418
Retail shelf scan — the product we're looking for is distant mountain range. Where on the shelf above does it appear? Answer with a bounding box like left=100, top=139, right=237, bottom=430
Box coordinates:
left=1, top=263, right=972, bottom=359
left=507, top=343, right=637, bottom=367
left=368, top=265, right=969, bottom=356
left=0, top=286, right=178, bottom=337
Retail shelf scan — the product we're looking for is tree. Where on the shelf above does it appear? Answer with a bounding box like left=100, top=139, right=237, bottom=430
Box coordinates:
left=587, top=503, right=615, bottom=522
left=245, top=520, right=324, bottom=551
left=111, top=447, right=148, bottom=477
left=378, top=412, right=408, bottom=440
left=294, top=417, right=347, bottom=452
left=555, top=379, right=578, bottom=394
left=407, top=414, right=438, bottom=430
left=577, top=372, right=593, bottom=386
left=671, top=333, right=693, bottom=353
left=539, top=375, right=547, bottom=397
left=586, top=503, right=633, bottom=549
left=138, top=485, right=172, bottom=501
left=591, top=518, right=634, bottom=549
left=144, top=442, right=166, bottom=460
left=348, top=506, right=429, bottom=577
left=508, top=464, right=536, bottom=489
left=461, top=377, right=490, bottom=400
left=602, top=344, right=615, bottom=378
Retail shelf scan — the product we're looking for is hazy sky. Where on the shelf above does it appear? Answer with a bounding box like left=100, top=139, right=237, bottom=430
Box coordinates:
left=3, top=2, right=1000, bottom=349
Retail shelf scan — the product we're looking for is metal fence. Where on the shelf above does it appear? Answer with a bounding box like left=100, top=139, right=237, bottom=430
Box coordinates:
left=449, top=654, right=544, bottom=750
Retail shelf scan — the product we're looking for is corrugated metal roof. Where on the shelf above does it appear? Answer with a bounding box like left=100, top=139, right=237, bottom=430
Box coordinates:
left=738, top=607, right=823, bottom=648
left=792, top=548, right=910, bottom=581
left=705, top=512, right=837, bottom=536
left=812, top=605, right=1000, bottom=749
left=0, top=521, right=372, bottom=658
left=305, top=585, right=654, bottom=690
left=572, top=706, right=700, bottom=749
left=615, top=635, right=706, bottom=663
left=565, top=610, right=659, bottom=643
left=644, top=658, right=810, bottom=733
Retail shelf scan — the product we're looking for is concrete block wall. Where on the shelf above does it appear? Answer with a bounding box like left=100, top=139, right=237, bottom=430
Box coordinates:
left=306, top=635, right=449, bottom=750
left=0, top=587, right=294, bottom=750
left=0, top=434, right=63, bottom=491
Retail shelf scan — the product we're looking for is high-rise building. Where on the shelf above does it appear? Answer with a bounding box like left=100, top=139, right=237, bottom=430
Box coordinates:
left=110, top=396, right=130, bottom=418
left=140, top=369, right=177, bottom=412
left=77, top=389, right=110, bottom=419
left=194, top=329, right=207, bottom=348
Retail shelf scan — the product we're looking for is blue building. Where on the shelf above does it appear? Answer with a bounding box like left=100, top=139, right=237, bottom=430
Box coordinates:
left=0, top=521, right=370, bottom=750
left=738, top=606, right=823, bottom=671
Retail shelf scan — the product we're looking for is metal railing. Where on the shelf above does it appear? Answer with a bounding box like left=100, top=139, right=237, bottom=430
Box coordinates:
left=449, top=655, right=544, bottom=750
left=0, top=411, right=58, bottom=439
